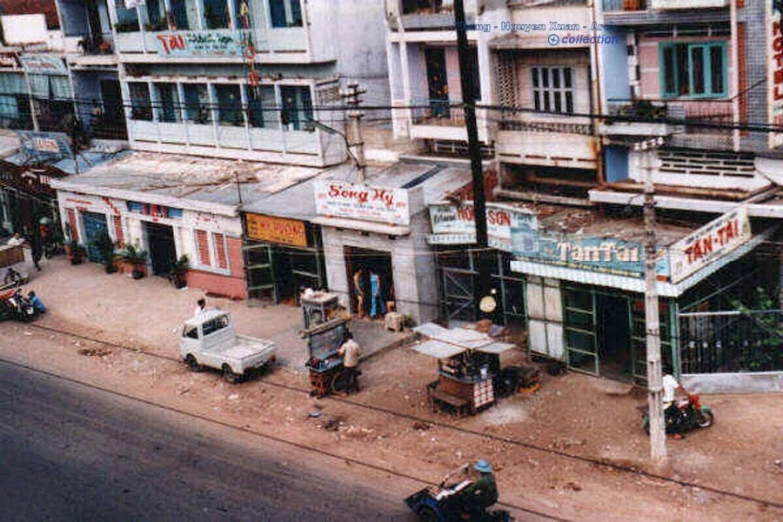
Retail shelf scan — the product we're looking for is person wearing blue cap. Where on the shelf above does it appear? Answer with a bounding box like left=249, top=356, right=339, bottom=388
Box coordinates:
left=459, top=459, right=498, bottom=517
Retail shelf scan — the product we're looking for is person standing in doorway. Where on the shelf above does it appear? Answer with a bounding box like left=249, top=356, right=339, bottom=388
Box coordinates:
left=352, top=268, right=365, bottom=319
left=369, top=271, right=386, bottom=318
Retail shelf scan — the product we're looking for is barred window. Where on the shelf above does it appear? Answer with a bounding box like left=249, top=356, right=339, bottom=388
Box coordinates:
left=531, top=66, right=574, bottom=115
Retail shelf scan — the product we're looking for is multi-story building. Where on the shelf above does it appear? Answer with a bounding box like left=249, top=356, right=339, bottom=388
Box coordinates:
left=65, top=0, right=389, bottom=167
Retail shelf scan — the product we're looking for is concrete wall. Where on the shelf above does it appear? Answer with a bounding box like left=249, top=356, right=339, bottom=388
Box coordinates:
left=683, top=372, right=783, bottom=394
left=321, top=213, right=438, bottom=325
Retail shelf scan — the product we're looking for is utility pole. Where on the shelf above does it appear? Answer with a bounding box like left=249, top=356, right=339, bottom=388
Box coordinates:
left=453, top=0, right=492, bottom=317
left=341, top=83, right=367, bottom=183
left=636, top=137, right=666, bottom=462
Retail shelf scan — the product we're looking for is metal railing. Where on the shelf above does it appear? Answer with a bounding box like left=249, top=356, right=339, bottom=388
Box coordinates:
left=411, top=100, right=465, bottom=127
left=607, top=99, right=734, bottom=134
left=680, top=310, right=783, bottom=374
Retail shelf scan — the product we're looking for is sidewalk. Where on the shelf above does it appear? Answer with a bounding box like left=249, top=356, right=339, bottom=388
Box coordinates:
left=22, top=256, right=410, bottom=370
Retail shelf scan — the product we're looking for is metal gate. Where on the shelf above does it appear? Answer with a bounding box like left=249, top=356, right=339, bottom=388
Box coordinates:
left=82, top=211, right=108, bottom=263
left=562, top=287, right=599, bottom=375
left=243, top=242, right=275, bottom=302
left=680, top=310, right=783, bottom=373
left=441, top=268, right=476, bottom=322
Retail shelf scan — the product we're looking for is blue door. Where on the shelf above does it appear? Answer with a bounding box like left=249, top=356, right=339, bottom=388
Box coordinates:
left=82, top=212, right=108, bottom=263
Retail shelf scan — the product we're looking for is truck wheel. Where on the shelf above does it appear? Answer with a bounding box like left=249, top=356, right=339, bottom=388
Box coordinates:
left=222, top=364, right=240, bottom=384
left=185, top=355, right=201, bottom=372
left=416, top=505, right=439, bottom=522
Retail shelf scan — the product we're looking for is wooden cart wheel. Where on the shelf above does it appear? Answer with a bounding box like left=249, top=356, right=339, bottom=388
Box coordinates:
left=331, top=370, right=351, bottom=394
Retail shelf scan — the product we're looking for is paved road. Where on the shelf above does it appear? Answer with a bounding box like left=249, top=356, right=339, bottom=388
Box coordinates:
left=0, top=360, right=414, bottom=522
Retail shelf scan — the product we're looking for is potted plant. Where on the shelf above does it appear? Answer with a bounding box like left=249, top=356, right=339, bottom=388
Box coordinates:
left=169, top=254, right=189, bottom=289
left=92, top=231, right=117, bottom=274
left=67, top=239, right=86, bottom=265
left=121, top=242, right=148, bottom=279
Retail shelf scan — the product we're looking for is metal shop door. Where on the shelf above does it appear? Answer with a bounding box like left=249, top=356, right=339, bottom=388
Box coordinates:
left=562, top=286, right=599, bottom=375
left=441, top=268, right=476, bottom=322
left=244, top=242, right=276, bottom=303
left=82, top=211, right=108, bottom=263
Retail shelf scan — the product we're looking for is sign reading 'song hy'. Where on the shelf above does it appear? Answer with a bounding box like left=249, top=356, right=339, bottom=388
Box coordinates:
left=314, top=181, right=410, bottom=226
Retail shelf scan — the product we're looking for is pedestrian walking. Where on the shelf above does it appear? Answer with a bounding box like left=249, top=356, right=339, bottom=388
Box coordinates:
left=337, top=330, right=362, bottom=395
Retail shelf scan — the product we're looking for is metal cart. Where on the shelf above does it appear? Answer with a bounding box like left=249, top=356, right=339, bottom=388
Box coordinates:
left=304, top=317, right=350, bottom=397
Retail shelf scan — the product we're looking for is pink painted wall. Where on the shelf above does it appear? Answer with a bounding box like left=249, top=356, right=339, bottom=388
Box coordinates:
left=445, top=47, right=462, bottom=102
left=637, top=36, right=733, bottom=101
left=185, top=237, right=246, bottom=299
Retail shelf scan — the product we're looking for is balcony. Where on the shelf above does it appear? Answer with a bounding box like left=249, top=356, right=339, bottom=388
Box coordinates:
left=395, top=0, right=477, bottom=31
left=602, top=0, right=647, bottom=11
left=496, top=111, right=597, bottom=169
left=650, top=0, right=729, bottom=8
left=114, top=27, right=307, bottom=59
left=126, top=118, right=327, bottom=165
left=408, top=100, right=490, bottom=143
left=603, top=99, right=734, bottom=150
left=603, top=0, right=728, bottom=25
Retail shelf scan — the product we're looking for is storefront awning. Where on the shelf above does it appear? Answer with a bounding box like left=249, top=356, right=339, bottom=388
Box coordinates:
left=311, top=216, right=411, bottom=236
left=413, top=323, right=517, bottom=357
left=511, top=227, right=776, bottom=298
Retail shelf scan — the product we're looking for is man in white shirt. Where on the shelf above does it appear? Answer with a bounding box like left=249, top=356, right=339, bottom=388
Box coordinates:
left=662, top=370, right=688, bottom=439
left=6, top=232, right=24, bottom=247
left=194, top=298, right=207, bottom=317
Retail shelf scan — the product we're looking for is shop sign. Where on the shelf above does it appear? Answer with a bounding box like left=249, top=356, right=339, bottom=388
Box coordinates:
left=511, top=229, right=669, bottom=279
left=127, top=201, right=183, bottom=219
left=769, top=0, right=783, bottom=148
left=246, top=213, right=307, bottom=247
left=427, top=202, right=537, bottom=252
left=0, top=52, right=19, bottom=69
left=17, top=131, right=72, bottom=162
left=154, top=31, right=243, bottom=58
left=18, top=55, right=68, bottom=75
left=668, top=207, right=751, bottom=284
left=314, top=181, right=410, bottom=226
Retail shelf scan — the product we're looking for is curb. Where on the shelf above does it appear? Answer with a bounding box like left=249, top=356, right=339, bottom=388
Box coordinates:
left=359, top=331, right=418, bottom=363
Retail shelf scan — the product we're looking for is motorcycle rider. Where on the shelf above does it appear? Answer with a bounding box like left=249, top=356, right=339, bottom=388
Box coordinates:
left=459, top=460, right=499, bottom=518
left=663, top=366, right=689, bottom=440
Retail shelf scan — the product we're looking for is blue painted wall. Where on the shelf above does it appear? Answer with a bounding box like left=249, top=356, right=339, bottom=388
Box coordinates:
left=605, top=145, right=629, bottom=183
left=601, top=29, right=630, bottom=104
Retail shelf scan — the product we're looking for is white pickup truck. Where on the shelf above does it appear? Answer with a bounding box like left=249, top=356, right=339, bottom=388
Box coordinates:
left=180, top=310, right=277, bottom=383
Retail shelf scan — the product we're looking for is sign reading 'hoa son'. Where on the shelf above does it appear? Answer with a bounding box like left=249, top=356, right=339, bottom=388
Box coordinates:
left=314, top=181, right=410, bottom=226
left=427, top=202, right=537, bottom=252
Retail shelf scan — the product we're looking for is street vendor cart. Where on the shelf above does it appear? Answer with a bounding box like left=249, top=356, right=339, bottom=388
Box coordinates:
left=304, top=317, right=350, bottom=397
left=412, top=323, right=517, bottom=417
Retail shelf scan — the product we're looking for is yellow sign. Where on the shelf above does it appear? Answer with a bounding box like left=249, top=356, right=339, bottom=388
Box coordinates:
left=246, top=214, right=307, bottom=247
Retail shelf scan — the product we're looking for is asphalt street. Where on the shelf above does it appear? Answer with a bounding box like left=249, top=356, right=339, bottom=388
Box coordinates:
left=0, top=360, right=414, bottom=522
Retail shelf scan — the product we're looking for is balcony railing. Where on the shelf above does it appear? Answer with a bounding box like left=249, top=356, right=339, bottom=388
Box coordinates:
left=411, top=100, right=465, bottom=127
left=607, top=99, right=734, bottom=132
left=603, top=0, right=647, bottom=12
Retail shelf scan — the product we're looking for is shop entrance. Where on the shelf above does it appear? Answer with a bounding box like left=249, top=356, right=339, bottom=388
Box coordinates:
left=345, top=246, right=394, bottom=318
left=145, top=221, right=175, bottom=275
left=596, top=294, right=632, bottom=379
left=82, top=211, right=108, bottom=263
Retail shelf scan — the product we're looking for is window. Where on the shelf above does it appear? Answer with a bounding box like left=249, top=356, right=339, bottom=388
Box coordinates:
left=531, top=66, right=574, bottom=114
left=202, top=315, right=230, bottom=336
left=183, top=84, right=211, bottom=123
left=194, top=229, right=230, bottom=270
left=203, top=0, right=229, bottom=29
left=214, top=84, right=243, bottom=126
left=661, top=42, right=727, bottom=99
left=183, top=324, right=199, bottom=339
left=128, top=82, right=152, bottom=121
left=169, top=0, right=190, bottom=30
left=245, top=85, right=276, bottom=128
left=145, top=0, right=167, bottom=31
left=280, top=86, right=313, bottom=131
left=269, top=0, right=302, bottom=28
left=154, top=83, right=180, bottom=123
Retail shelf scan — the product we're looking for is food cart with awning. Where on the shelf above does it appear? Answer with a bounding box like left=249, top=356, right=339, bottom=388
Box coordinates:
left=412, top=323, right=517, bottom=416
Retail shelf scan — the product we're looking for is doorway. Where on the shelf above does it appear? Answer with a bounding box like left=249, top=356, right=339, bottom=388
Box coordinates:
left=82, top=211, right=108, bottom=263
left=597, top=294, right=632, bottom=379
left=345, top=246, right=394, bottom=318
left=144, top=221, right=175, bottom=276
left=425, top=48, right=449, bottom=118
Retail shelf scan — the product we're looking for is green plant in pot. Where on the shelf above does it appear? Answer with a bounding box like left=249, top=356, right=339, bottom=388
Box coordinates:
left=122, top=242, right=148, bottom=279
left=68, top=239, right=86, bottom=265
left=169, top=254, right=189, bottom=289
left=92, top=231, right=117, bottom=274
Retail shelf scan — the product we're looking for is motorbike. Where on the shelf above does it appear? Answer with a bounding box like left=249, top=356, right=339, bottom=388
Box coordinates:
left=405, top=466, right=511, bottom=522
left=0, top=289, right=36, bottom=322
left=642, top=394, right=714, bottom=436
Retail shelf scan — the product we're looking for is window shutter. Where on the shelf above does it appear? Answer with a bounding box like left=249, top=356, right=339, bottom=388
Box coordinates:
left=67, top=209, right=79, bottom=242
left=196, top=230, right=211, bottom=266
left=113, top=215, right=124, bottom=249
left=214, top=233, right=228, bottom=269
